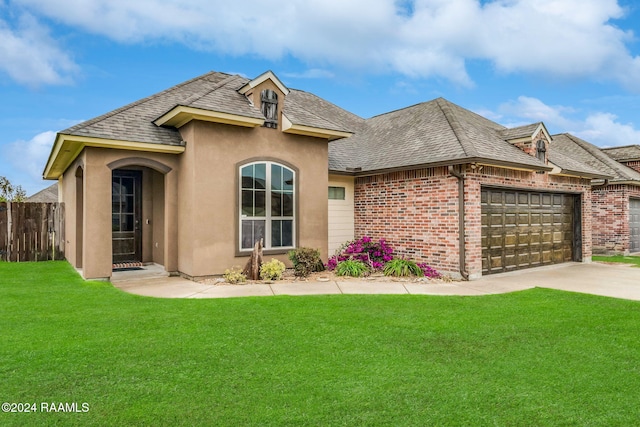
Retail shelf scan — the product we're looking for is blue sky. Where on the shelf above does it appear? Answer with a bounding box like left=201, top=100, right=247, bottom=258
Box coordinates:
left=2, top=0, right=640, bottom=196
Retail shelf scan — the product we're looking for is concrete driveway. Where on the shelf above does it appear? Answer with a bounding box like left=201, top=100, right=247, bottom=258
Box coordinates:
left=111, top=262, right=640, bottom=301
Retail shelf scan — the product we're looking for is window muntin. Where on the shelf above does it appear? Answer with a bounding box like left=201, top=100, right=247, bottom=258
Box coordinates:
left=240, top=162, right=294, bottom=250
left=328, top=186, right=346, bottom=200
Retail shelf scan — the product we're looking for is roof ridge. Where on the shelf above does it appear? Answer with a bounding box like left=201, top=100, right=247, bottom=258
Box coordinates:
left=602, top=144, right=640, bottom=151
left=181, top=74, right=245, bottom=107
left=559, top=133, right=640, bottom=181
left=61, top=71, right=231, bottom=133
left=435, top=98, right=478, bottom=158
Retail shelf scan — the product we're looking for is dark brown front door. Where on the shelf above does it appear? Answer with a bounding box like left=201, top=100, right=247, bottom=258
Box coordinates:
left=112, top=170, right=142, bottom=264
left=481, top=188, right=577, bottom=275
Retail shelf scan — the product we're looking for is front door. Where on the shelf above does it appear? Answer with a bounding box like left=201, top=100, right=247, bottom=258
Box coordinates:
left=112, top=170, right=142, bottom=264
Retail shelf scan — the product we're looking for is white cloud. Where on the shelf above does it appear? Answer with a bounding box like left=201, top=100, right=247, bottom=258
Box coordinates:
left=498, top=96, right=577, bottom=130
left=0, top=13, right=77, bottom=86
left=10, top=0, right=640, bottom=90
left=4, top=131, right=56, bottom=184
left=577, top=113, right=640, bottom=147
left=495, top=96, right=640, bottom=147
left=282, top=69, right=335, bottom=79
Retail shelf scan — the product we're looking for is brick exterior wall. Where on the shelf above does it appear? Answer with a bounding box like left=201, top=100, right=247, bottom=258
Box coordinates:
left=591, top=184, right=640, bottom=254
left=623, top=160, right=640, bottom=174
left=354, top=165, right=592, bottom=279
left=509, top=130, right=548, bottom=162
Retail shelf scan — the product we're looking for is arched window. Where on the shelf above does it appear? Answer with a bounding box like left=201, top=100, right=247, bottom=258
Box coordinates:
left=261, top=89, right=278, bottom=128
left=536, top=139, right=546, bottom=162
left=240, top=161, right=295, bottom=250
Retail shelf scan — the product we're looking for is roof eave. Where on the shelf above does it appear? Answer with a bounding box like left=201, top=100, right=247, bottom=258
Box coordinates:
left=554, top=169, right=612, bottom=180
left=154, top=105, right=264, bottom=129
left=331, top=157, right=552, bottom=177
left=43, top=134, right=185, bottom=180
left=282, top=114, right=352, bottom=141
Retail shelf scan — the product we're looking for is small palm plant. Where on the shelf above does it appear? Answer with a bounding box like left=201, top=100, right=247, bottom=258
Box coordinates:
left=383, top=258, right=424, bottom=277
left=334, top=260, right=369, bottom=277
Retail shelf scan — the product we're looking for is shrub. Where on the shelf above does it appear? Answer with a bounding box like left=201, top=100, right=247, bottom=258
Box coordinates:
left=383, top=258, right=424, bottom=277
left=327, top=236, right=393, bottom=271
left=417, top=263, right=442, bottom=279
left=223, top=267, right=246, bottom=284
left=334, top=260, right=369, bottom=277
left=288, top=247, right=324, bottom=277
left=260, top=259, right=286, bottom=281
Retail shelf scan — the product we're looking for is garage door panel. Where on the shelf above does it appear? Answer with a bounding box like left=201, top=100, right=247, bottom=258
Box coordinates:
left=482, top=188, right=576, bottom=275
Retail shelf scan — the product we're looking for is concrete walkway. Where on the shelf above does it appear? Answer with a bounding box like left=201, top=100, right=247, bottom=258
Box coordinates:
left=111, top=262, right=640, bottom=301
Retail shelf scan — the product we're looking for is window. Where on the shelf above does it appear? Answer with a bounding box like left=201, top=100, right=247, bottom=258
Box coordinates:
left=261, top=89, right=278, bottom=128
left=240, top=162, right=294, bottom=250
left=536, top=139, right=546, bottom=162
left=328, top=186, right=345, bottom=200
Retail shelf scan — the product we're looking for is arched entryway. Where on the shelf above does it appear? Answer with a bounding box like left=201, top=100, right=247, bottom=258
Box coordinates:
left=109, top=157, right=171, bottom=268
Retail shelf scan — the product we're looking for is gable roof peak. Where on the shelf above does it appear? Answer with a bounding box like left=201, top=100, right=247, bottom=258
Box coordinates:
left=237, top=70, right=290, bottom=96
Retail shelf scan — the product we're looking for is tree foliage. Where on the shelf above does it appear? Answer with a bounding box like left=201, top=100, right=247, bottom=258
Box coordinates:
left=0, top=176, right=27, bottom=202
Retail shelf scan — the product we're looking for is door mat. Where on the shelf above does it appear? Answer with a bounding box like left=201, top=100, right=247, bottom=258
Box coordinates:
left=112, top=267, right=144, bottom=272
left=113, top=262, right=144, bottom=272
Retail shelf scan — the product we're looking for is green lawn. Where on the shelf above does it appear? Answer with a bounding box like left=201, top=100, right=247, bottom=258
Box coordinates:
left=593, top=255, right=640, bottom=267
left=2, top=262, right=640, bottom=426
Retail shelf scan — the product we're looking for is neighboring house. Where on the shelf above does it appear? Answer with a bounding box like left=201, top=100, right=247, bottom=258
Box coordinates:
left=597, top=144, right=640, bottom=253
left=26, top=183, right=59, bottom=203
left=602, top=145, right=640, bottom=174
left=43, top=70, right=614, bottom=281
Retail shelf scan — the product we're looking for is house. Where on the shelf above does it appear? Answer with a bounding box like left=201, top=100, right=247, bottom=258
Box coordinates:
left=25, top=183, right=59, bottom=203
left=43, top=71, right=360, bottom=280
left=43, top=70, right=613, bottom=281
left=592, top=144, right=640, bottom=253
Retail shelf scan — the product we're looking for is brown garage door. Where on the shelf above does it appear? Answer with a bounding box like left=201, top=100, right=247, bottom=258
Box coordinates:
left=481, top=188, right=577, bottom=275
left=631, top=198, right=640, bottom=253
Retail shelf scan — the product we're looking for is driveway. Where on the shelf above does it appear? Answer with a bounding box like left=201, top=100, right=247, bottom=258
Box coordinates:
left=111, top=262, right=640, bottom=301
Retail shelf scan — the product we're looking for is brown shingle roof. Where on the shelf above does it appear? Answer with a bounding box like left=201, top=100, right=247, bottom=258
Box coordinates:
left=329, top=98, right=550, bottom=173
left=26, top=183, right=58, bottom=202
left=59, top=71, right=361, bottom=145
left=602, top=145, right=640, bottom=162
left=552, top=134, right=639, bottom=182
left=498, top=123, right=542, bottom=140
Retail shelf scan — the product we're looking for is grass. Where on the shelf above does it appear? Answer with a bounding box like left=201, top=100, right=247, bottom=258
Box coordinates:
left=2, top=261, right=640, bottom=425
left=593, top=255, right=640, bottom=267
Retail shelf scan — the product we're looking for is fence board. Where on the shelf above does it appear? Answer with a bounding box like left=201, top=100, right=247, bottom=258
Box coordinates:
left=0, top=202, right=65, bottom=262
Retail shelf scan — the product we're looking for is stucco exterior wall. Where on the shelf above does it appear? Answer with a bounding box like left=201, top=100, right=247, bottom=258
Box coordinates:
left=176, top=119, right=329, bottom=279
left=591, top=184, right=640, bottom=254
left=354, top=165, right=593, bottom=279
left=328, top=174, right=355, bottom=255
left=60, top=148, right=180, bottom=280
left=59, top=153, right=86, bottom=270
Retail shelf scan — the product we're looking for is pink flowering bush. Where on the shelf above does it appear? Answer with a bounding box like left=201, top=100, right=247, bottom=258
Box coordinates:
left=327, top=236, right=442, bottom=279
left=326, top=236, right=393, bottom=271
left=417, top=263, right=442, bottom=279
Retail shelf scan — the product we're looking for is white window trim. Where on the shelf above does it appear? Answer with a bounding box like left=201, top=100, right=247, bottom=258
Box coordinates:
left=239, top=161, right=296, bottom=251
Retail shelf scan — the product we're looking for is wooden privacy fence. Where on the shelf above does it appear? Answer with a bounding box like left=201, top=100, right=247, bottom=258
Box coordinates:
left=0, top=202, right=65, bottom=262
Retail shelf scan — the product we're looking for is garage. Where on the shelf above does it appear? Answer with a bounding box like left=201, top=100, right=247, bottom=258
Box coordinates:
left=481, top=188, right=579, bottom=275
left=631, top=199, right=640, bottom=253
